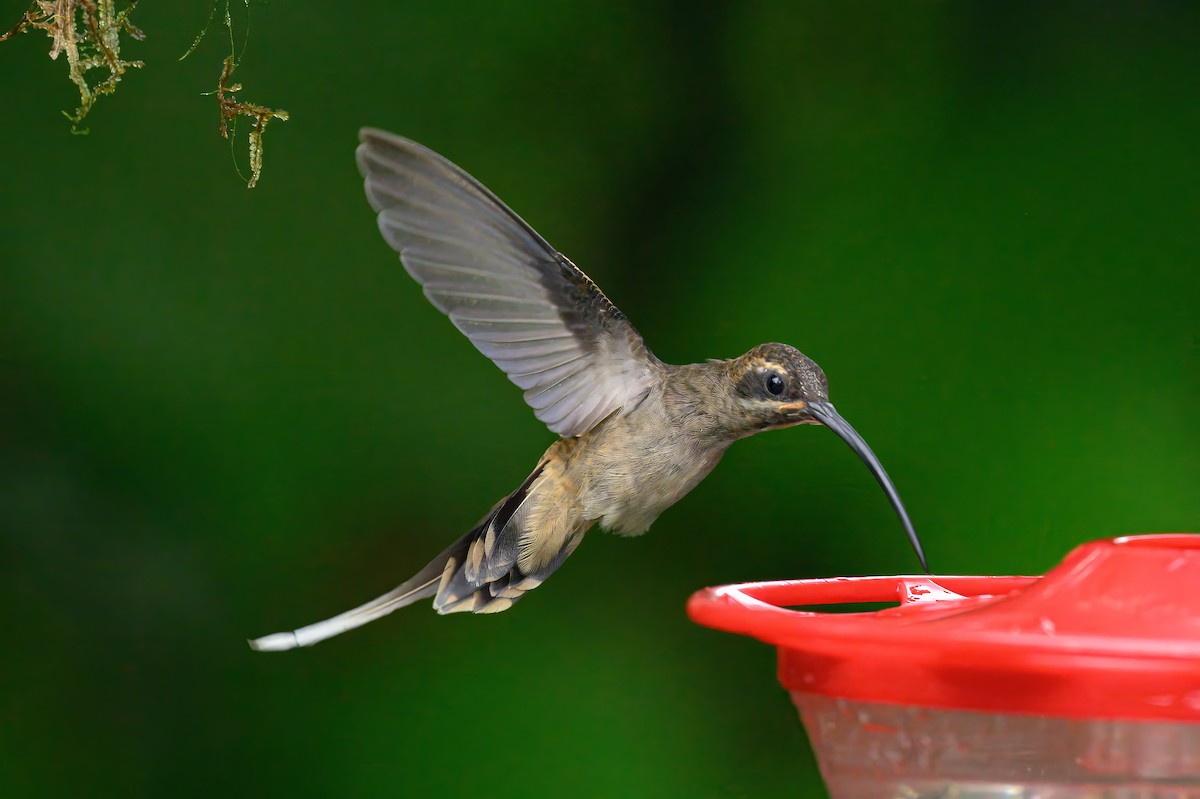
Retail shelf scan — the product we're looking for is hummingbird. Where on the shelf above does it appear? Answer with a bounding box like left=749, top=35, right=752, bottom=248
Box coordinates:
left=248, top=129, right=927, bottom=651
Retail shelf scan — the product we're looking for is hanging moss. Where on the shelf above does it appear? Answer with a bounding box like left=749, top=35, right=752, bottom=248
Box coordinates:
left=1, top=0, right=145, bottom=133
left=2, top=0, right=289, bottom=187
left=213, top=54, right=289, bottom=188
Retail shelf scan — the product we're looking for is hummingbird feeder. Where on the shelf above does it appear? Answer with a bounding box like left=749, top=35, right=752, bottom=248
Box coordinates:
left=688, top=533, right=1200, bottom=798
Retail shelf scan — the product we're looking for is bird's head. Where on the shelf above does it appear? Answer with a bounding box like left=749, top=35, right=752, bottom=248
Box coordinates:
left=728, top=342, right=830, bottom=431
left=725, top=342, right=927, bottom=571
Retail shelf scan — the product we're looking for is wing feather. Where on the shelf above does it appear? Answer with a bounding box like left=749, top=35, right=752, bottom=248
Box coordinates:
left=358, top=128, right=658, bottom=437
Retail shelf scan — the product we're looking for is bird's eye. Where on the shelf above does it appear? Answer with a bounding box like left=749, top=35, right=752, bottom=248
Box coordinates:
left=766, top=373, right=785, bottom=396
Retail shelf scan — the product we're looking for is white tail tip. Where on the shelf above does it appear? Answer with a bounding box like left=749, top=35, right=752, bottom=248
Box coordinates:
left=247, top=631, right=303, bottom=652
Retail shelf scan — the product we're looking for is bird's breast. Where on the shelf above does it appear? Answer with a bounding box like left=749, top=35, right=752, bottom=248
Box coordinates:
left=567, top=406, right=728, bottom=536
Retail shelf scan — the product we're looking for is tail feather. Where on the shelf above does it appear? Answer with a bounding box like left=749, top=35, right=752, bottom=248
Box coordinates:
left=247, top=532, right=473, bottom=651
left=248, top=463, right=556, bottom=651
left=433, top=462, right=547, bottom=615
left=434, top=529, right=584, bottom=615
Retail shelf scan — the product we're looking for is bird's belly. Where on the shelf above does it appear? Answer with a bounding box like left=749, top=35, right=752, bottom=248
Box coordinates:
left=584, top=447, right=724, bottom=536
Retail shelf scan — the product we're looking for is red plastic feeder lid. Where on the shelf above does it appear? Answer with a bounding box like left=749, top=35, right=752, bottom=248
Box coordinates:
left=688, top=534, right=1200, bottom=721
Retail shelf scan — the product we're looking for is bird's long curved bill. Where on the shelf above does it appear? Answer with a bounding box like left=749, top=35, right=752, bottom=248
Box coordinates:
left=806, top=401, right=928, bottom=572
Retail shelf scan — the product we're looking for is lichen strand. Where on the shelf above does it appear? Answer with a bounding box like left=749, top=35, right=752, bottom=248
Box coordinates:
left=3, top=0, right=145, bottom=133
left=216, top=54, right=288, bottom=189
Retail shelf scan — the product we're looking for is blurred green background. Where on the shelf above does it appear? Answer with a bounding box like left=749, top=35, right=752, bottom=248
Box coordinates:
left=2, top=2, right=1198, bottom=797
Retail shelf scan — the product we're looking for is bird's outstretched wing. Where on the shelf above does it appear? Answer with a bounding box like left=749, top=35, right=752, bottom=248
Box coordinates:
left=357, top=128, right=658, bottom=438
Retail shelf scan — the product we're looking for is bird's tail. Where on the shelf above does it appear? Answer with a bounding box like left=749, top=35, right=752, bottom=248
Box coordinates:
left=247, top=531, right=474, bottom=652
left=248, top=463, right=556, bottom=651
